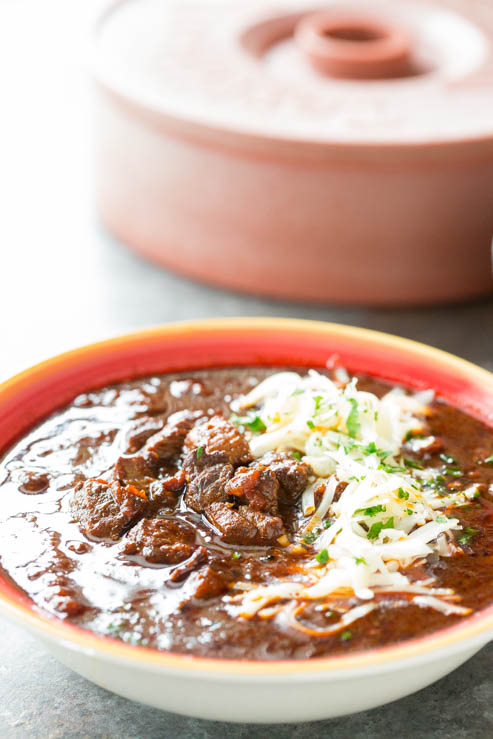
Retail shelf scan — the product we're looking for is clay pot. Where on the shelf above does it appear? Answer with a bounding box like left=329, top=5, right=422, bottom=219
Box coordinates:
left=92, top=0, right=493, bottom=305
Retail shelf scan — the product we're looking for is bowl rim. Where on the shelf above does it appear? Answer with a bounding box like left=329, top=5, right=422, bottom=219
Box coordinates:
left=1, top=316, right=493, bottom=677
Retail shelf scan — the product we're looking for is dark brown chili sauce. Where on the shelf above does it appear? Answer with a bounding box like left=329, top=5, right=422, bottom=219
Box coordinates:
left=0, top=368, right=492, bottom=660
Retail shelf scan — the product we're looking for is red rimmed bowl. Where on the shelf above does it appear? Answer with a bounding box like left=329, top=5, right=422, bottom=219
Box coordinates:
left=1, top=318, right=493, bottom=722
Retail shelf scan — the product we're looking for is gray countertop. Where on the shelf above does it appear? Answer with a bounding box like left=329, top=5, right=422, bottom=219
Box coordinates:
left=0, top=1, right=492, bottom=736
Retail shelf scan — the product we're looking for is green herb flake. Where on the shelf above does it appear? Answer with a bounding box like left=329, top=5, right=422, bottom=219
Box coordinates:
left=367, top=517, right=395, bottom=540
left=354, top=557, right=367, bottom=565
left=232, top=551, right=242, bottom=560
left=196, top=446, right=204, bottom=459
left=407, top=508, right=413, bottom=515
left=380, top=463, right=407, bottom=474
left=404, top=458, right=424, bottom=470
left=306, top=420, right=315, bottom=430
left=230, top=413, right=266, bottom=433
left=440, top=452, right=457, bottom=465
left=446, top=467, right=462, bottom=478
left=340, top=630, right=352, bottom=642
left=346, top=398, right=360, bottom=439
left=291, top=451, right=302, bottom=461
left=314, top=395, right=323, bottom=411
left=485, top=455, right=493, bottom=465
left=315, top=549, right=329, bottom=565
left=398, top=488, right=410, bottom=501
left=291, top=388, right=305, bottom=396
left=362, top=442, right=390, bottom=460
left=435, top=515, right=448, bottom=523
left=457, top=527, right=479, bottom=546
left=303, top=531, right=317, bottom=545
left=354, top=504, right=386, bottom=518
left=323, top=519, right=334, bottom=529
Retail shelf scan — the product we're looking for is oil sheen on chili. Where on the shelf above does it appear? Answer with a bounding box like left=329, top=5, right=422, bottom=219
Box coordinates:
left=0, top=367, right=492, bottom=660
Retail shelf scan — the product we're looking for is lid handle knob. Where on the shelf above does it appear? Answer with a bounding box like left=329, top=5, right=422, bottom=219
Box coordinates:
left=295, top=12, right=412, bottom=79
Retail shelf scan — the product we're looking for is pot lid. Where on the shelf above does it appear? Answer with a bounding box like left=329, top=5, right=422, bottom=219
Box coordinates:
left=94, top=0, right=493, bottom=145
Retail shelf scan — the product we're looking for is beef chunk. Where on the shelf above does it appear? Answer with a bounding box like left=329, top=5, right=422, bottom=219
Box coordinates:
left=114, top=456, right=185, bottom=509
left=169, top=546, right=208, bottom=582
left=238, top=507, right=285, bottom=544
left=118, top=416, right=166, bottom=454
left=225, top=466, right=279, bottom=513
left=258, top=451, right=311, bottom=503
left=184, top=415, right=252, bottom=466
left=205, top=502, right=258, bottom=544
left=182, top=448, right=230, bottom=478
left=205, top=502, right=284, bottom=546
left=145, top=410, right=203, bottom=464
left=187, top=563, right=234, bottom=599
left=70, top=479, right=148, bottom=541
left=184, top=461, right=233, bottom=512
left=122, top=517, right=197, bottom=564
left=113, top=455, right=155, bottom=488
left=148, top=468, right=186, bottom=509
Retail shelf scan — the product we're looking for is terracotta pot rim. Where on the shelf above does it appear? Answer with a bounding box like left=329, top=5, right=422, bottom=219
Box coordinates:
left=94, top=79, right=493, bottom=166
left=91, top=0, right=493, bottom=153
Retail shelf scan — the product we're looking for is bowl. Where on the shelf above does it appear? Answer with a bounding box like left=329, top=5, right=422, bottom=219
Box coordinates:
left=93, top=0, right=493, bottom=306
left=1, top=318, right=493, bottom=723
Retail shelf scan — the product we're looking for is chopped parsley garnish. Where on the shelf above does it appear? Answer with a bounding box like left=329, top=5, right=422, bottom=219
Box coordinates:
left=435, top=515, right=448, bottom=523
left=314, top=395, right=323, bottom=411
left=367, top=517, right=395, bottom=540
left=291, top=388, right=305, bottom=396
left=406, top=508, right=413, bottom=515
left=306, top=420, right=315, bottom=430
left=362, top=442, right=389, bottom=460
left=354, top=557, right=366, bottom=565
left=291, top=451, right=302, bottom=461
left=323, top=518, right=334, bottom=529
left=340, top=630, right=352, bottom=641
left=346, top=399, right=360, bottom=439
left=303, top=531, right=317, bottom=545
left=315, top=549, right=329, bottom=565
left=379, top=463, right=407, bottom=474
left=354, top=504, right=386, bottom=517
left=403, top=458, right=424, bottom=470
left=457, top=527, right=479, bottom=546
left=196, top=446, right=204, bottom=459
left=446, top=467, right=462, bottom=478
left=485, top=455, right=493, bottom=465
left=404, top=430, right=425, bottom=441
left=398, top=488, right=410, bottom=500
left=230, top=413, right=266, bottom=433
left=440, top=453, right=457, bottom=465
left=232, top=551, right=242, bottom=560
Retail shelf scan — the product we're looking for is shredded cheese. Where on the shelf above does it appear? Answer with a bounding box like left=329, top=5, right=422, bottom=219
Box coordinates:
left=229, top=369, right=472, bottom=625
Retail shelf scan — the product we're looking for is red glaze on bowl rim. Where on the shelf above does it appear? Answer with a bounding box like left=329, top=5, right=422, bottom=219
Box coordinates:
left=1, top=318, right=493, bottom=676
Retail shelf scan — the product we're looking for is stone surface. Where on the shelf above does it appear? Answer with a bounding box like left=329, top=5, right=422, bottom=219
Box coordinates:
left=0, top=1, right=492, bottom=736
